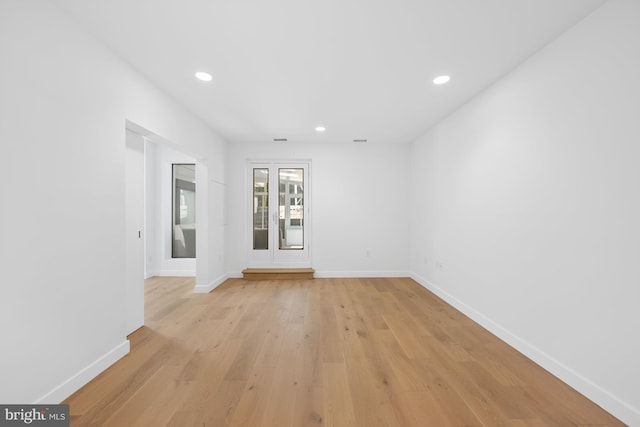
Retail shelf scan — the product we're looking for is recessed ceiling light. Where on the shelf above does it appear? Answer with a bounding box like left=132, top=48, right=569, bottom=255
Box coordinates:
left=433, top=75, right=450, bottom=85
left=195, top=71, right=213, bottom=82
left=315, top=126, right=326, bottom=132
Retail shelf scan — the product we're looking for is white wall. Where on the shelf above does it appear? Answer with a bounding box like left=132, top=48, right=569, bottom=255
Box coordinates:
left=147, top=144, right=197, bottom=277
left=227, top=142, right=410, bottom=277
left=0, top=0, right=226, bottom=403
left=409, top=0, right=640, bottom=424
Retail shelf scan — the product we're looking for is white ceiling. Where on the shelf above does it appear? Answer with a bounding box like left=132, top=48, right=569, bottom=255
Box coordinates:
left=52, top=0, right=605, bottom=145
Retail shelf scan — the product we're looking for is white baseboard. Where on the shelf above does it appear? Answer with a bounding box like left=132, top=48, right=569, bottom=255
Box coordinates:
left=194, top=273, right=230, bottom=293
left=35, top=340, right=130, bottom=404
left=154, top=270, right=196, bottom=277
left=314, top=270, right=410, bottom=278
left=410, top=273, right=640, bottom=427
left=229, top=270, right=409, bottom=279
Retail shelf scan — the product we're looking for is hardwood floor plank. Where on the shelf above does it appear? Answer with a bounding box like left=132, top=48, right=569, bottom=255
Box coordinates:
left=99, top=365, right=186, bottom=427
left=292, top=384, right=324, bottom=427
left=382, top=313, right=430, bottom=359
left=322, top=362, right=357, bottom=427
left=171, top=340, right=245, bottom=412
left=320, top=302, right=344, bottom=363
left=259, top=363, right=297, bottom=427
left=349, top=383, right=400, bottom=427
left=228, top=365, right=277, bottom=427
left=410, top=358, right=482, bottom=426
left=190, top=379, right=246, bottom=427
left=299, top=290, right=324, bottom=387
left=394, top=390, right=454, bottom=427
left=374, top=330, right=428, bottom=392
left=63, top=276, right=625, bottom=426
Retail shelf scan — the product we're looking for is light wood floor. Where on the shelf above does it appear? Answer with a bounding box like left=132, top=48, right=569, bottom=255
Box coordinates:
left=65, top=277, right=624, bottom=426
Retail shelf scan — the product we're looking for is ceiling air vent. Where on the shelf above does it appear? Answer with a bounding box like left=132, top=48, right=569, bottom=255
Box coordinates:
left=273, top=138, right=288, bottom=142
left=353, top=139, right=367, bottom=143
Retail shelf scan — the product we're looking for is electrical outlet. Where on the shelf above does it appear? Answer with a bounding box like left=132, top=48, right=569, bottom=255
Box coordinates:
left=365, top=249, right=371, bottom=257
left=436, top=261, right=444, bottom=272
left=424, top=256, right=428, bottom=265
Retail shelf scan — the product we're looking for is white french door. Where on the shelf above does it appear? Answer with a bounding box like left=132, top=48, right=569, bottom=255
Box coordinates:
left=248, top=161, right=310, bottom=267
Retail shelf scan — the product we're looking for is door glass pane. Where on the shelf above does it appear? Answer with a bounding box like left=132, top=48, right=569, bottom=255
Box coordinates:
left=253, top=168, right=269, bottom=250
left=278, top=168, right=303, bottom=250
left=172, top=164, right=196, bottom=258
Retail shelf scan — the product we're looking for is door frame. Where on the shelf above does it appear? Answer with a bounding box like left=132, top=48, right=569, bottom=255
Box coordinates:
left=246, top=159, right=312, bottom=268
left=125, top=129, right=145, bottom=335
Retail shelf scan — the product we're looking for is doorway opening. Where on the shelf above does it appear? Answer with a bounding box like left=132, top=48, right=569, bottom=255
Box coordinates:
left=125, top=121, right=202, bottom=335
left=172, top=163, right=196, bottom=259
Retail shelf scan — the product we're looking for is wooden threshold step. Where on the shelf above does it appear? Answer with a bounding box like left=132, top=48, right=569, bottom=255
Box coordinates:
left=242, top=268, right=315, bottom=280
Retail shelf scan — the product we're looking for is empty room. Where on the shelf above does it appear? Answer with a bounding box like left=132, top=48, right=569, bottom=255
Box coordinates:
left=1, top=0, right=638, bottom=425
